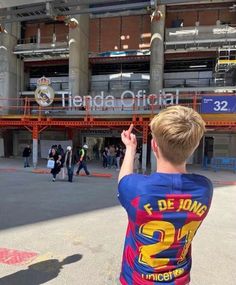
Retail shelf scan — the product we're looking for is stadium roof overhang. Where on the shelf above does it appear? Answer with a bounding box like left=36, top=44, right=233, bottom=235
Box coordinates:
left=0, top=0, right=234, bottom=23
left=1, top=1, right=151, bottom=23
left=0, top=0, right=234, bottom=9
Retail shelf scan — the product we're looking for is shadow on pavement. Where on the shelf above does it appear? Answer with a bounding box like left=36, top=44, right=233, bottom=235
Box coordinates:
left=0, top=254, right=82, bottom=285
left=0, top=163, right=119, bottom=230
left=0, top=159, right=233, bottom=231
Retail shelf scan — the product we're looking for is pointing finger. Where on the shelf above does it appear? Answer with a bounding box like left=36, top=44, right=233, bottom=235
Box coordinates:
left=127, top=124, right=134, bottom=134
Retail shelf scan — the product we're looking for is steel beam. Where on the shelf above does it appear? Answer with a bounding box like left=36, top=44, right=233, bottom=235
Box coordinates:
left=156, top=0, right=233, bottom=4
left=57, top=2, right=150, bottom=17
left=0, top=0, right=52, bottom=9
left=0, top=4, right=45, bottom=16
left=5, top=0, right=230, bottom=23
left=54, top=0, right=129, bottom=8
left=0, top=118, right=235, bottom=128
left=2, top=14, right=51, bottom=23
left=1, top=1, right=151, bottom=23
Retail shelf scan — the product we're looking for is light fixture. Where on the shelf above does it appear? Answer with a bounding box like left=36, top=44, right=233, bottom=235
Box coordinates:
left=230, top=4, right=236, bottom=12
left=169, top=29, right=198, bottom=36
left=213, top=27, right=236, bottom=35
left=14, top=48, right=69, bottom=54
left=189, top=65, right=207, bottom=68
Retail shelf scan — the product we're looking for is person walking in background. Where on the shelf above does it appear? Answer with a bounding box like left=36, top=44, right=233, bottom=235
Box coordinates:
left=22, top=145, right=31, bottom=168
left=119, top=147, right=125, bottom=167
left=102, top=147, right=108, bottom=168
left=134, top=150, right=140, bottom=173
left=48, top=147, right=62, bottom=182
left=116, top=146, right=122, bottom=171
left=107, top=146, right=111, bottom=168
left=64, top=146, right=76, bottom=182
left=57, top=144, right=64, bottom=157
left=57, top=144, right=65, bottom=179
left=48, top=145, right=57, bottom=156
left=118, top=106, right=213, bottom=285
left=76, top=144, right=90, bottom=176
left=108, top=145, right=116, bottom=168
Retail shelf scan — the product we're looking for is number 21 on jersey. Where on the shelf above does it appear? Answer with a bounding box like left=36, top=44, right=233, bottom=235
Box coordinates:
left=138, top=220, right=201, bottom=269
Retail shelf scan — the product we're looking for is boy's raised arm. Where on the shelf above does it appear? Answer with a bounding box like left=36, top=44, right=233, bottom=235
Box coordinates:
left=118, top=124, right=137, bottom=183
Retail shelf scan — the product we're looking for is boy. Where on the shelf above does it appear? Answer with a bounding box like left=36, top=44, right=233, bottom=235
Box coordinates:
left=118, top=106, right=213, bottom=285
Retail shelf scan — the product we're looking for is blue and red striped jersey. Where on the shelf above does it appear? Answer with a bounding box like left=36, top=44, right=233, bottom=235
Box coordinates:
left=118, top=173, right=213, bottom=285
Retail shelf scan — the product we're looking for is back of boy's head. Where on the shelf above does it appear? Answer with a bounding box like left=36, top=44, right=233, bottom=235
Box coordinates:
left=150, top=106, right=206, bottom=165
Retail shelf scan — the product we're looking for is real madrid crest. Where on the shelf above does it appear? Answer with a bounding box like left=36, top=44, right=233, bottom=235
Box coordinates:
left=35, top=76, right=55, bottom=107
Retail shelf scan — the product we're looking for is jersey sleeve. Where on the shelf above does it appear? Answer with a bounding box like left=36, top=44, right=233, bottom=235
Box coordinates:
left=118, top=174, right=142, bottom=209
left=203, top=176, right=214, bottom=207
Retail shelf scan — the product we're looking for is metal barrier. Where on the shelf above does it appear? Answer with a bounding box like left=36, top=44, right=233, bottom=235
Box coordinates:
left=211, top=157, right=236, bottom=172
left=0, top=92, right=235, bottom=117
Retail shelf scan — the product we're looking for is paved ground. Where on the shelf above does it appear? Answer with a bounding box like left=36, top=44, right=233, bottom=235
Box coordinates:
left=0, top=158, right=235, bottom=285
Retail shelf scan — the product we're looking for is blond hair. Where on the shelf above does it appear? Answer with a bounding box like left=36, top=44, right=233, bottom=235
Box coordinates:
left=150, top=106, right=206, bottom=165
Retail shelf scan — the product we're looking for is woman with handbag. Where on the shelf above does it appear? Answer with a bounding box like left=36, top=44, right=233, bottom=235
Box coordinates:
left=48, top=147, right=62, bottom=182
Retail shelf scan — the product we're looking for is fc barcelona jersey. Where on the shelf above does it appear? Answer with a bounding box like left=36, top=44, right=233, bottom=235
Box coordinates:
left=118, top=173, right=213, bottom=285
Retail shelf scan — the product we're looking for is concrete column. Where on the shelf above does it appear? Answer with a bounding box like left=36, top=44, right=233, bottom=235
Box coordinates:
left=0, top=22, right=19, bottom=114
left=16, top=58, right=21, bottom=97
left=16, top=52, right=24, bottom=110
left=18, top=59, right=24, bottom=111
left=33, top=139, right=38, bottom=168
left=69, top=13, right=89, bottom=97
left=20, top=60, right=24, bottom=91
left=32, top=126, right=39, bottom=168
left=142, top=143, right=147, bottom=173
left=13, top=132, right=18, bottom=156
left=141, top=125, right=148, bottom=173
left=37, top=27, right=41, bottom=44
left=151, top=150, right=157, bottom=173
left=0, top=131, right=4, bottom=157
left=150, top=5, right=165, bottom=95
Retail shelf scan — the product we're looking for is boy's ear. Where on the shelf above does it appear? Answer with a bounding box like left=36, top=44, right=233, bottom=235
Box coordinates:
left=151, top=138, right=158, bottom=154
left=152, top=138, right=160, bottom=160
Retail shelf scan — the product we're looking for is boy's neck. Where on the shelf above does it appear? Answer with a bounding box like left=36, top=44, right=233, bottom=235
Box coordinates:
left=156, top=159, right=187, bottom=174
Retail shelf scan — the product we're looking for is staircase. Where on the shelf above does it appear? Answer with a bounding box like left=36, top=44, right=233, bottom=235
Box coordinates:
left=214, top=47, right=236, bottom=86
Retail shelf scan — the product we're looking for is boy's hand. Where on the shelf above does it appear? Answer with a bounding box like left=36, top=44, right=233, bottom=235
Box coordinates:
left=121, top=124, right=137, bottom=150
left=118, top=124, right=137, bottom=182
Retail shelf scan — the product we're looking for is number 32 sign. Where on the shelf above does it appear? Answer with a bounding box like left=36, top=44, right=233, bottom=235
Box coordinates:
left=201, top=96, right=236, bottom=113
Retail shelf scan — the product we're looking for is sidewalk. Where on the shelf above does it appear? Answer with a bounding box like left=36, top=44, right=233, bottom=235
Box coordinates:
left=0, top=158, right=235, bottom=285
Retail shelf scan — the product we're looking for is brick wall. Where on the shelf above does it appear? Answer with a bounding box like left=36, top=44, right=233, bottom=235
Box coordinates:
left=199, top=10, right=219, bottom=26
left=121, top=16, right=141, bottom=50
left=166, top=11, right=197, bottom=27
left=166, top=8, right=236, bottom=28
left=24, top=22, right=68, bottom=43
left=219, top=9, right=236, bottom=25
left=89, top=19, right=100, bottom=53
left=24, top=23, right=37, bottom=43
left=55, top=23, right=68, bottom=42
left=100, top=17, right=121, bottom=52
left=40, top=23, right=54, bottom=43
left=23, top=8, right=235, bottom=49
left=89, top=14, right=151, bottom=53
left=24, top=15, right=151, bottom=51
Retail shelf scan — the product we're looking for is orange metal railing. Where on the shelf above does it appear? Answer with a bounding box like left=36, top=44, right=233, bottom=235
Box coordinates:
left=0, top=93, right=235, bottom=118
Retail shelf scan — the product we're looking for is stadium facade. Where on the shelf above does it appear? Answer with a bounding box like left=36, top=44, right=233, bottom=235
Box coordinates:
left=0, top=0, right=236, bottom=170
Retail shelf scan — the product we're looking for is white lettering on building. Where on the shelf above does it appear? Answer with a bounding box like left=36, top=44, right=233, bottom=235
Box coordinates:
left=60, top=90, right=179, bottom=109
